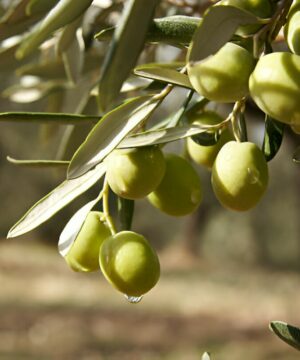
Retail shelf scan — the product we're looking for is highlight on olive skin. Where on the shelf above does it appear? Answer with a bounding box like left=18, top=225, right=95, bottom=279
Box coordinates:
left=65, top=211, right=111, bottom=272
left=148, top=153, right=202, bottom=216
left=187, top=42, right=256, bottom=103
left=211, top=141, right=269, bottom=211
left=105, top=146, right=166, bottom=200
left=99, top=231, right=160, bottom=297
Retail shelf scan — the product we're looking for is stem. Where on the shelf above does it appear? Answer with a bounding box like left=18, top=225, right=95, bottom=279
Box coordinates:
left=102, top=177, right=117, bottom=235
left=230, top=99, right=247, bottom=142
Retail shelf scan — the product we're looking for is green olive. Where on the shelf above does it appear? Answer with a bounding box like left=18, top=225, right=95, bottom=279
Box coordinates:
left=148, top=153, right=202, bottom=216
left=249, top=52, right=300, bottom=126
left=99, top=231, right=160, bottom=297
left=211, top=141, right=269, bottom=211
left=218, top=0, right=273, bottom=35
left=105, top=146, right=166, bottom=200
left=187, top=42, right=256, bottom=103
left=284, top=0, right=300, bottom=54
left=186, top=111, right=233, bottom=169
left=65, top=211, right=111, bottom=272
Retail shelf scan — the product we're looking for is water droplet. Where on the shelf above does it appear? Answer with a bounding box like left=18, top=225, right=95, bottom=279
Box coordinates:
left=247, top=167, right=260, bottom=184
left=124, top=294, right=143, bottom=304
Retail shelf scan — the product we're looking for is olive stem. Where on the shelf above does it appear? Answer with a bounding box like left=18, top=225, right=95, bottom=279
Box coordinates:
left=253, top=0, right=293, bottom=57
left=230, top=98, right=247, bottom=143
left=102, top=178, right=117, bottom=235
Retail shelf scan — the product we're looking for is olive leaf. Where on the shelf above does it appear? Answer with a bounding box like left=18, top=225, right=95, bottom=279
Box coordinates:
left=191, top=129, right=220, bottom=146
left=270, top=321, right=300, bottom=351
left=119, top=122, right=210, bottom=148
left=117, top=197, right=135, bottom=231
left=262, top=115, right=285, bottom=162
left=0, top=111, right=99, bottom=124
left=188, top=5, right=259, bottom=63
left=58, top=195, right=102, bottom=257
left=98, top=0, right=160, bottom=110
left=7, top=163, right=106, bottom=238
left=26, top=0, right=59, bottom=17
left=202, top=352, right=211, bottom=360
left=67, top=95, right=160, bottom=179
left=96, top=15, right=201, bottom=47
left=16, top=0, right=93, bottom=59
left=134, top=67, right=192, bottom=89
left=6, top=156, right=69, bottom=168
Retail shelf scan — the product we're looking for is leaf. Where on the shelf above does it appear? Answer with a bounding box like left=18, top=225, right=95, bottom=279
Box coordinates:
left=16, top=0, right=93, bottom=59
left=26, top=0, right=59, bottom=16
left=262, top=116, right=285, bottom=162
left=188, top=5, right=259, bottom=63
left=0, top=112, right=99, bottom=124
left=270, top=321, right=300, bottom=351
left=16, top=52, right=102, bottom=79
left=61, top=26, right=85, bottom=84
left=58, top=196, right=102, bottom=257
left=7, top=156, right=69, bottom=168
left=67, top=95, right=160, bottom=179
left=191, top=129, right=220, bottom=146
left=96, top=15, right=201, bottom=46
left=134, top=67, right=192, bottom=89
left=119, top=122, right=210, bottom=148
left=118, top=197, right=134, bottom=231
left=0, top=41, right=38, bottom=72
left=7, top=163, right=106, bottom=238
left=202, top=352, right=211, bottom=360
left=98, top=0, right=160, bottom=110
left=3, top=81, right=67, bottom=103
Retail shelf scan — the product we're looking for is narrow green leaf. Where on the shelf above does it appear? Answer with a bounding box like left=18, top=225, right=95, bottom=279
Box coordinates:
left=191, top=129, right=220, bottom=146
left=134, top=67, right=192, bottom=89
left=61, top=27, right=85, bottom=84
left=118, top=197, right=134, bottom=231
left=98, top=0, right=160, bottom=110
left=16, top=0, right=93, bottom=59
left=119, top=122, right=210, bottom=148
left=202, top=352, right=211, bottom=360
left=56, top=16, right=83, bottom=55
left=7, top=156, right=69, bottom=168
left=96, top=15, right=201, bottom=46
left=7, top=163, right=106, bottom=238
left=26, top=0, right=59, bottom=16
left=188, top=5, right=259, bottom=63
left=16, top=52, right=102, bottom=79
left=68, top=95, right=160, bottom=179
left=262, top=116, right=285, bottom=162
left=3, top=81, right=67, bottom=103
left=0, top=112, right=99, bottom=124
left=270, top=321, right=300, bottom=351
left=58, top=195, right=102, bottom=257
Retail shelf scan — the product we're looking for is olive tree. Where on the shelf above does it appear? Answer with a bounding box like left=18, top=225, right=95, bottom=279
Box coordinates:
left=1, top=0, right=300, bottom=353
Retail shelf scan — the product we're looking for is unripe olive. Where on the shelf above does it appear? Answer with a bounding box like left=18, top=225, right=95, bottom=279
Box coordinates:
left=105, top=146, right=165, bottom=200
left=148, top=153, right=202, bottom=216
left=65, top=211, right=111, bottom=272
left=249, top=52, right=300, bottom=126
left=284, top=0, right=300, bottom=54
left=211, top=141, right=268, bottom=211
left=99, top=231, right=160, bottom=297
left=187, top=42, right=256, bottom=103
left=186, top=111, right=233, bottom=169
left=218, top=0, right=273, bottom=35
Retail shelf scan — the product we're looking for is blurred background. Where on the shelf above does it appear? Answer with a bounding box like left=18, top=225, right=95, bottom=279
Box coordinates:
left=1, top=0, right=300, bottom=359
left=1, top=93, right=300, bottom=360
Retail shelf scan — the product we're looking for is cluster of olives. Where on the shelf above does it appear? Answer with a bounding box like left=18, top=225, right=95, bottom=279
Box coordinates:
left=63, top=0, right=300, bottom=299
left=65, top=211, right=160, bottom=299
